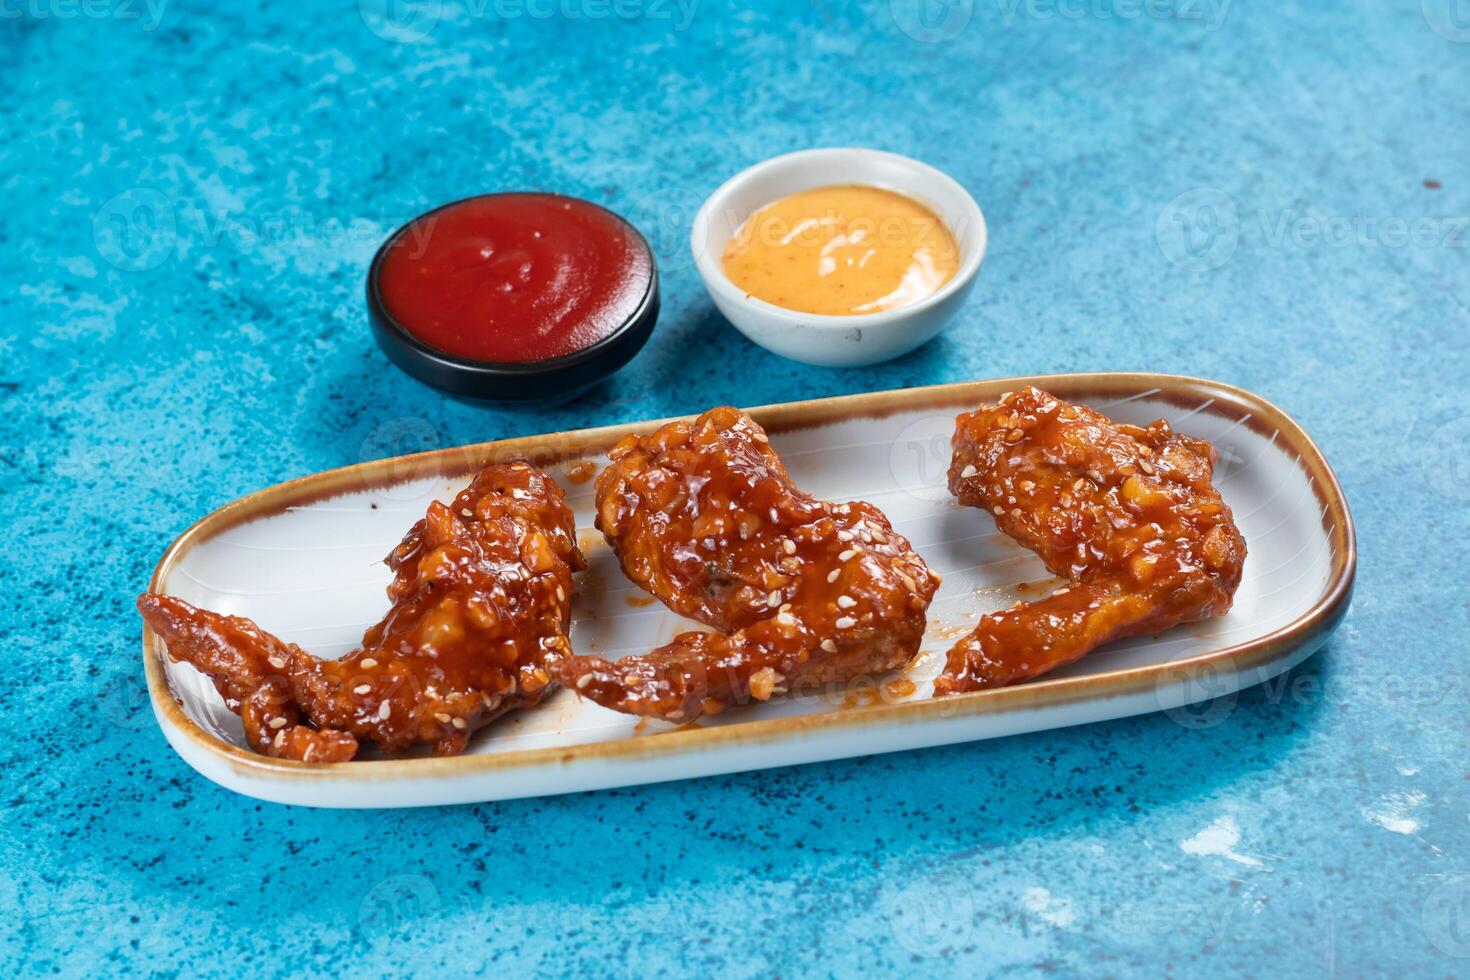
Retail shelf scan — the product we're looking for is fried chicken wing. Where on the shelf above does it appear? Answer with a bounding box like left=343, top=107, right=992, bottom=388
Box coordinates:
left=551, top=407, right=939, bottom=723
left=138, top=462, right=584, bottom=761
left=934, top=387, right=1246, bottom=694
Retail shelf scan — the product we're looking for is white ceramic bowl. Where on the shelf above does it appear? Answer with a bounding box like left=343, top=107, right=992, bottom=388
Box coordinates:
left=691, top=148, right=987, bottom=367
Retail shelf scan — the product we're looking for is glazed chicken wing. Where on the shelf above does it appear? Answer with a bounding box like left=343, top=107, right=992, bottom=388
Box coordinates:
left=934, top=387, right=1246, bottom=694
left=551, top=407, right=939, bottom=723
left=138, top=462, right=584, bottom=761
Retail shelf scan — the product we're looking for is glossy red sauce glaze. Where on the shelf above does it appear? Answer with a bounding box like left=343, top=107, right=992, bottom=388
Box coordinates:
left=936, top=386, right=1246, bottom=693
left=377, top=194, right=652, bottom=363
left=549, top=407, right=941, bottom=724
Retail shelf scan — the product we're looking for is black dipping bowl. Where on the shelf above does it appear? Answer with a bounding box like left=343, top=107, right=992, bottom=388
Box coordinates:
left=366, top=194, right=659, bottom=407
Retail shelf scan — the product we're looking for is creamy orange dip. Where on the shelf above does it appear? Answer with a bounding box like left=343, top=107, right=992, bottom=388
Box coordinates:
left=721, top=184, right=960, bottom=316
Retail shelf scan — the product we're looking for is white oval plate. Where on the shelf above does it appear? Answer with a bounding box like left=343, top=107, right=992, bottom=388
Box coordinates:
left=142, top=374, right=1355, bottom=808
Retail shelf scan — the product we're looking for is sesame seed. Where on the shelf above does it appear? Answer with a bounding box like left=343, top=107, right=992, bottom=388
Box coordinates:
left=839, top=549, right=858, bottom=561
left=749, top=667, right=778, bottom=701
left=461, top=508, right=473, bottom=518
left=302, top=745, right=315, bottom=762
left=827, top=569, right=840, bottom=583
left=960, top=464, right=978, bottom=479
left=451, top=717, right=467, bottom=730
left=992, top=506, right=1004, bottom=516
left=360, top=658, right=377, bottom=669
left=837, top=530, right=854, bottom=542
left=775, top=611, right=795, bottom=625
left=555, top=585, right=565, bottom=601
left=820, top=639, right=838, bottom=653
left=782, top=539, right=796, bottom=555
left=1139, top=459, right=1155, bottom=475
left=1006, top=429, right=1024, bottom=443
left=378, top=701, right=391, bottom=720
left=576, top=675, right=592, bottom=690
left=1087, top=469, right=1104, bottom=484
left=836, top=594, right=856, bottom=609
left=273, top=730, right=285, bottom=749
left=435, top=712, right=451, bottom=723
left=835, top=616, right=856, bottom=629
left=752, top=430, right=769, bottom=443
left=767, top=590, right=782, bottom=607
left=268, top=716, right=287, bottom=730
left=354, top=684, right=371, bottom=695
left=268, top=657, right=286, bottom=670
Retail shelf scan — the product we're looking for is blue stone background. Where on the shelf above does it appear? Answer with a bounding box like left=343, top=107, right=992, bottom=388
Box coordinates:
left=3, top=0, right=1467, bottom=974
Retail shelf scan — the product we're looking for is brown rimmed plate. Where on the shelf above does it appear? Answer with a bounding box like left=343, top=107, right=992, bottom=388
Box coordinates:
left=141, top=373, right=1355, bottom=807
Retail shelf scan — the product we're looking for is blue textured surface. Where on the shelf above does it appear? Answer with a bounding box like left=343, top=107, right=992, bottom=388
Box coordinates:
left=3, top=1, right=1468, bottom=975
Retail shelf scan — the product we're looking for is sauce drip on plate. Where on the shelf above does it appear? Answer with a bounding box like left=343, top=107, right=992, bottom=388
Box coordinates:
left=721, top=184, right=960, bottom=316
left=377, top=194, right=653, bottom=363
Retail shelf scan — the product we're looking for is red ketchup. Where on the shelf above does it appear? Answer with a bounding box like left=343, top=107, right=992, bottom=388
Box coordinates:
left=376, top=194, right=653, bottom=363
